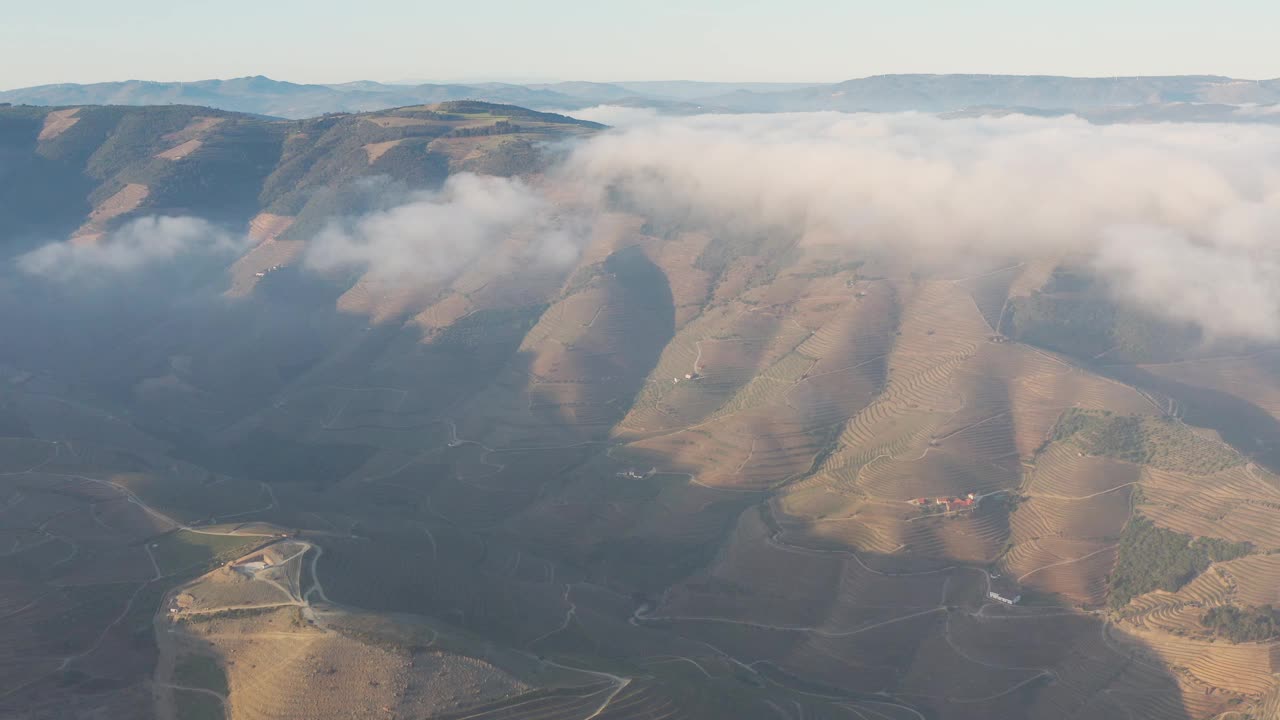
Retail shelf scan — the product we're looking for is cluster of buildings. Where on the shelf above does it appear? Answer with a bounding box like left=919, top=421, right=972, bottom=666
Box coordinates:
left=253, top=263, right=284, bottom=278
left=911, top=492, right=979, bottom=512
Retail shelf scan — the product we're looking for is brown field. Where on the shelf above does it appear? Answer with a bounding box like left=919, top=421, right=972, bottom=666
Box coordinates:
left=162, top=116, right=225, bottom=142
left=155, top=138, right=203, bottom=160
left=71, top=182, right=150, bottom=242
left=335, top=272, right=445, bottom=323
left=410, top=290, right=472, bottom=327
left=37, top=107, right=80, bottom=141
left=1111, top=623, right=1276, bottom=698
left=225, top=237, right=303, bottom=297
left=362, top=138, right=408, bottom=163
left=153, top=537, right=643, bottom=720
left=246, top=213, right=294, bottom=244
left=362, top=116, right=434, bottom=128
left=1139, top=463, right=1280, bottom=548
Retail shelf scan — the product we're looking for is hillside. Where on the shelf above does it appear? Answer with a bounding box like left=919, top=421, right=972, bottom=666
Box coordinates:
left=0, top=101, right=599, bottom=252
left=2, top=101, right=1280, bottom=720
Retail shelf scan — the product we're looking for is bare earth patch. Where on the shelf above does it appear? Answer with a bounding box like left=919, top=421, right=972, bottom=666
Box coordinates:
left=37, top=108, right=80, bottom=141
left=337, top=271, right=445, bottom=324
left=71, top=183, right=150, bottom=242
left=156, top=139, right=203, bottom=160
left=223, top=213, right=299, bottom=298
left=163, top=116, right=224, bottom=143
left=361, top=139, right=407, bottom=164
left=246, top=213, right=294, bottom=244
left=363, top=116, right=432, bottom=128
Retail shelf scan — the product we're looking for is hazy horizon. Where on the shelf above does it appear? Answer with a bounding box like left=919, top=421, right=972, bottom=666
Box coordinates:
left=6, top=5, right=1280, bottom=719
left=7, top=70, right=1280, bottom=94
left=2, top=0, right=1278, bottom=89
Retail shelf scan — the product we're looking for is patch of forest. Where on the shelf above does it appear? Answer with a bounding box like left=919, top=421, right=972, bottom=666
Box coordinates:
left=1050, top=408, right=1242, bottom=474
left=1110, top=516, right=1251, bottom=609
left=1201, top=604, right=1280, bottom=643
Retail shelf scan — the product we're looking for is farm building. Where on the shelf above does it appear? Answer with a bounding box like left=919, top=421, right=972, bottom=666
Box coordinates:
left=988, top=579, right=1022, bottom=605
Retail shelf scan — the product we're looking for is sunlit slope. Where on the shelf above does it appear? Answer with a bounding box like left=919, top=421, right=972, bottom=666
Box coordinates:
left=9, top=99, right=1280, bottom=719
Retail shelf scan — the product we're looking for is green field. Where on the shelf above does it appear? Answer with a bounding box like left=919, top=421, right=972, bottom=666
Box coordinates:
left=151, top=531, right=262, bottom=575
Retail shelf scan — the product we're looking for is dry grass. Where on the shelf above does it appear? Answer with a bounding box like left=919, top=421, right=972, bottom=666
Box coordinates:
left=361, top=139, right=407, bottom=163
left=246, top=213, right=293, bottom=244
left=37, top=108, right=80, bottom=141
left=162, top=116, right=224, bottom=143
left=335, top=272, right=444, bottom=323
left=362, top=116, right=432, bottom=128
left=1139, top=464, right=1280, bottom=548
left=71, top=183, right=150, bottom=242
left=225, top=238, right=303, bottom=298
left=156, top=139, right=203, bottom=160
left=1112, top=623, right=1276, bottom=697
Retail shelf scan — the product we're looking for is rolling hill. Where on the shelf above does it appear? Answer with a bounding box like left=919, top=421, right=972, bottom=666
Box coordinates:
left=2, top=100, right=1280, bottom=720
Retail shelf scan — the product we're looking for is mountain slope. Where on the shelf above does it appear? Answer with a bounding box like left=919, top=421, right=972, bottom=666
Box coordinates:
left=0, top=101, right=599, bottom=252
left=2, top=102, right=1280, bottom=720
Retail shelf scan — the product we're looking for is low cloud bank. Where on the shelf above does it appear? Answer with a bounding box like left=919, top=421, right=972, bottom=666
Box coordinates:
left=551, top=105, right=662, bottom=128
left=15, top=111, right=1280, bottom=341
left=562, top=112, right=1280, bottom=340
left=17, top=216, right=244, bottom=281
left=304, top=173, right=580, bottom=282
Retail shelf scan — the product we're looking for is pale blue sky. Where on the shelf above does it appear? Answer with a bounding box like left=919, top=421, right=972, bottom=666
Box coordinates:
left=1, top=0, right=1276, bottom=89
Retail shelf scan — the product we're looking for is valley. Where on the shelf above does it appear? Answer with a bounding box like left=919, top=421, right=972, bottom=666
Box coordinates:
left=1, top=100, right=1279, bottom=720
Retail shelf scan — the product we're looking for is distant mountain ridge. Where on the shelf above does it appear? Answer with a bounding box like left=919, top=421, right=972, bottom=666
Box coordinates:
left=710, top=73, right=1280, bottom=112
left=4, top=74, right=1280, bottom=118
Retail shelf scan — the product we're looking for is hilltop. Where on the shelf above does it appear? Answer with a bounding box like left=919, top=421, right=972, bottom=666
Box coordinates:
left=0, top=100, right=599, bottom=251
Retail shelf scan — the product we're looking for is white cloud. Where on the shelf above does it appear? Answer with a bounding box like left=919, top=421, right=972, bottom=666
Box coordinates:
left=560, top=111, right=1280, bottom=340
left=304, top=173, right=581, bottom=283
left=23, top=112, right=1280, bottom=343
left=548, top=105, right=662, bottom=127
left=17, top=215, right=244, bottom=281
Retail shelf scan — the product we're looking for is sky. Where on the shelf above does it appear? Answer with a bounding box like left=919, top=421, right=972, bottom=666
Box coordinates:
left=0, top=0, right=1276, bottom=89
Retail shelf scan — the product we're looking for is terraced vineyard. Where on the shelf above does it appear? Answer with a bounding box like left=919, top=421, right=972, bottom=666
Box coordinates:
left=4, top=100, right=1280, bottom=719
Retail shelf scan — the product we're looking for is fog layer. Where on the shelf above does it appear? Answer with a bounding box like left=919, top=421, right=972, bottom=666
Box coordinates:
left=18, top=216, right=244, bottom=282
left=563, top=112, right=1280, bottom=339
left=304, top=173, right=580, bottom=282
left=14, top=111, right=1280, bottom=341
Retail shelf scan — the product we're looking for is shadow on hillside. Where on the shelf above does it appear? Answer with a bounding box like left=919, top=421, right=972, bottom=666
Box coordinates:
left=1103, top=363, right=1280, bottom=475
left=0, top=243, right=1208, bottom=719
